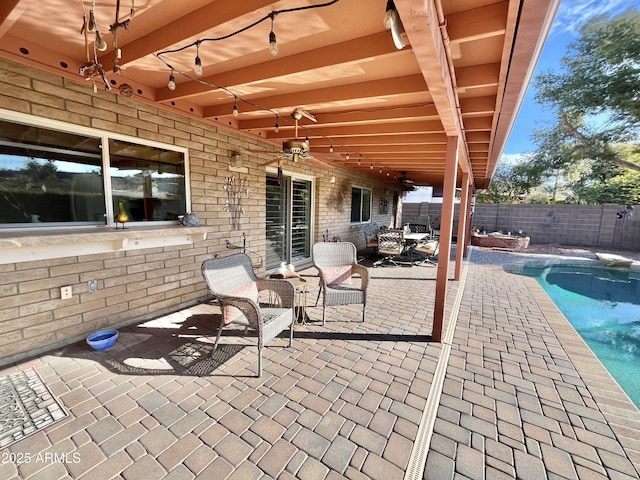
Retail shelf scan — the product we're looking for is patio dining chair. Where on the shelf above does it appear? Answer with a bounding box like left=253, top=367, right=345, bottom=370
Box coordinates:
left=201, top=253, right=295, bottom=377
left=312, top=242, right=370, bottom=325
left=413, top=239, right=439, bottom=266
left=405, top=223, right=430, bottom=235
left=373, top=229, right=405, bottom=267
left=362, top=223, right=379, bottom=258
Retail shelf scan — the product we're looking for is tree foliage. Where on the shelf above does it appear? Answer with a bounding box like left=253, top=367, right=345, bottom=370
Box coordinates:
left=475, top=160, right=535, bottom=203
left=511, top=9, right=640, bottom=204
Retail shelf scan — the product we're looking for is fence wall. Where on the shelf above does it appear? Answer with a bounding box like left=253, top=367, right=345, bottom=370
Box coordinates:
left=402, top=203, right=640, bottom=251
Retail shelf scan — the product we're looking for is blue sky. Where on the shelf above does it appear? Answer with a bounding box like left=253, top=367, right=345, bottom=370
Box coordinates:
left=502, top=0, right=637, bottom=157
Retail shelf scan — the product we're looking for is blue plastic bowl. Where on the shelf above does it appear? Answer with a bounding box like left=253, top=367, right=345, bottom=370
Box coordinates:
left=86, top=330, right=118, bottom=350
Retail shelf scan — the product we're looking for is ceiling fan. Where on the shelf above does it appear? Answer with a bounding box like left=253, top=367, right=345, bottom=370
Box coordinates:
left=398, top=171, right=416, bottom=191
left=244, top=109, right=341, bottom=171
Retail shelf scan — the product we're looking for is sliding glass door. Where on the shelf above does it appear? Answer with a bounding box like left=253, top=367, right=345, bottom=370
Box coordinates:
left=265, top=173, right=313, bottom=270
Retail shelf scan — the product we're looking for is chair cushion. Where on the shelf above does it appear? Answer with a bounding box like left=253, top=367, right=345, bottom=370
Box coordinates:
left=415, top=240, right=438, bottom=255
left=223, top=281, right=259, bottom=323
left=323, top=266, right=353, bottom=285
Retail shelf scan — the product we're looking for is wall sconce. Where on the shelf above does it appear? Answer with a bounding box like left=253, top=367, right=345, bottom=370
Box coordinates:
left=330, top=175, right=336, bottom=186
left=230, top=151, right=243, bottom=168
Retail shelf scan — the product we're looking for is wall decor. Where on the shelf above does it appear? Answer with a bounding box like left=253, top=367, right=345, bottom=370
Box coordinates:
left=224, top=176, right=248, bottom=230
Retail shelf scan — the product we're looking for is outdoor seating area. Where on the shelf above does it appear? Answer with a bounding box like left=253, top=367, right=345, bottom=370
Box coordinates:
left=201, top=253, right=296, bottom=377
left=1, top=247, right=639, bottom=479
left=370, top=223, right=438, bottom=267
left=2, top=1, right=639, bottom=478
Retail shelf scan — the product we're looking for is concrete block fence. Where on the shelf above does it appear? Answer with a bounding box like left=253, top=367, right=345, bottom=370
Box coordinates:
left=403, top=202, right=640, bottom=251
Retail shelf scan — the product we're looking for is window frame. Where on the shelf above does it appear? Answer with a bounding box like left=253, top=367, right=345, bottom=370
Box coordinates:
left=350, top=185, right=372, bottom=224
left=0, top=108, right=190, bottom=231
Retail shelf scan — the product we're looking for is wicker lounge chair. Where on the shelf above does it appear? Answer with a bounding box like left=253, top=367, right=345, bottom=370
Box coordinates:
left=201, top=253, right=295, bottom=377
left=312, top=242, right=370, bottom=325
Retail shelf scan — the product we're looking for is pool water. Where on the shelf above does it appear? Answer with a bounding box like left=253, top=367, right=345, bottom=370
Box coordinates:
left=518, top=265, right=640, bottom=408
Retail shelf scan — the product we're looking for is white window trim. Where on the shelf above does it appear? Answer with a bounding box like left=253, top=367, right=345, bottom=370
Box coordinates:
left=0, top=108, right=191, bottom=230
left=351, top=185, right=372, bottom=224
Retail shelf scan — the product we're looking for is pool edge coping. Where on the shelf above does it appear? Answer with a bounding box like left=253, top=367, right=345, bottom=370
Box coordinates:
left=523, top=275, right=640, bottom=474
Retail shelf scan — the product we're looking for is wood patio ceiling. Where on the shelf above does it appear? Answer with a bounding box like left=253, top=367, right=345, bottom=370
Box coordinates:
left=0, top=0, right=558, bottom=189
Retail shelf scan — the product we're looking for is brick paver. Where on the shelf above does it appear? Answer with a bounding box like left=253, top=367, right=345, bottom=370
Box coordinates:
left=1, top=247, right=639, bottom=479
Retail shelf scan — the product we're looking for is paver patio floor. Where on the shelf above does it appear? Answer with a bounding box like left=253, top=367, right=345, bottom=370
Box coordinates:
left=0, top=247, right=638, bottom=479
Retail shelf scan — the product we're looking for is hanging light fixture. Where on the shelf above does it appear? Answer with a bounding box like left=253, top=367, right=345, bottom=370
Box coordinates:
left=194, top=42, right=203, bottom=76
left=94, top=31, right=107, bottom=51
left=329, top=140, right=334, bottom=153
left=232, top=98, right=239, bottom=117
left=383, top=0, right=406, bottom=50
left=269, top=14, right=279, bottom=56
left=369, top=158, right=373, bottom=170
left=154, top=1, right=340, bottom=123
left=167, top=70, right=176, bottom=90
left=87, top=9, right=97, bottom=32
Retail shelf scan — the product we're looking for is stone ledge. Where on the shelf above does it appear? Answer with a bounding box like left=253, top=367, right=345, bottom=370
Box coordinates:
left=471, top=234, right=530, bottom=250
left=0, top=226, right=213, bottom=264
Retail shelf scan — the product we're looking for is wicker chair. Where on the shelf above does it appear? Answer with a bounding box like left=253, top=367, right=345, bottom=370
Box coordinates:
left=312, top=242, right=370, bottom=325
left=201, top=253, right=295, bottom=377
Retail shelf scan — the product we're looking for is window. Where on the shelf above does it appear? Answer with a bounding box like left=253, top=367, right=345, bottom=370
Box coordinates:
left=109, top=139, right=186, bottom=222
left=351, top=186, right=371, bottom=223
left=0, top=115, right=187, bottom=228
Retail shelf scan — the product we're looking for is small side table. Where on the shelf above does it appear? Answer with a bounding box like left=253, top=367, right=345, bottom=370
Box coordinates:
left=269, top=274, right=307, bottom=325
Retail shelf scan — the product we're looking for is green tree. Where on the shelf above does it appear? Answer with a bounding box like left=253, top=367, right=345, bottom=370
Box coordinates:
left=525, top=8, right=640, bottom=204
left=476, top=160, right=536, bottom=203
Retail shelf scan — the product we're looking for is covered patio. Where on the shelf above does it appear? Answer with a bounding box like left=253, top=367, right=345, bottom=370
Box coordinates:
left=4, top=0, right=639, bottom=478
left=1, top=0, right=558, bottom=353
left=1, top=249, right=639, bottom=479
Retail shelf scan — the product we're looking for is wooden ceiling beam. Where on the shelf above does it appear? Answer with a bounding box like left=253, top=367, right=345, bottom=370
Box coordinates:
left=346, top=152, right=446, bottom=160
left=157, top=31, right=399, bottom=101
left=465, top=132, right=491, bottom=143
left=238, top=104, right=439, bottom=130
left=456, top=63, right=500, bottom=90
left=462, top=117, right=493, bottom=131
left=313, top=144, right=448, bottom=154
left=311, top=133, right=448, bottom=146
left=99, top=0, right=277, bottom=71
left=0, top=0, right=25, bottom=37
left=202, top=74, right=427, bottom=117
left=460, top=96, right=497, bottom=116
left=447, top=2, right=509, bottom=43
left=395, top=0, right=472, bottom=178
left=266, top=120, right=443, bottom=139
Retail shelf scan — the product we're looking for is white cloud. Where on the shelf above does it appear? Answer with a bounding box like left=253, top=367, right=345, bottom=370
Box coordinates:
left=552, top=0, right=636, bottom=37
left=499, top=153, right=532, bottom=165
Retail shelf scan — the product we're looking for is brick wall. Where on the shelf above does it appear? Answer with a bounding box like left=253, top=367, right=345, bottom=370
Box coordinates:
left=403, top=202, right=640, bottom=251
left=0, top=58, right=398, bottom=364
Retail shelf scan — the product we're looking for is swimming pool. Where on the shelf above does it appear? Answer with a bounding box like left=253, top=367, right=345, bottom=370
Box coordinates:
left=516, top=265, right=640, bottom=408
